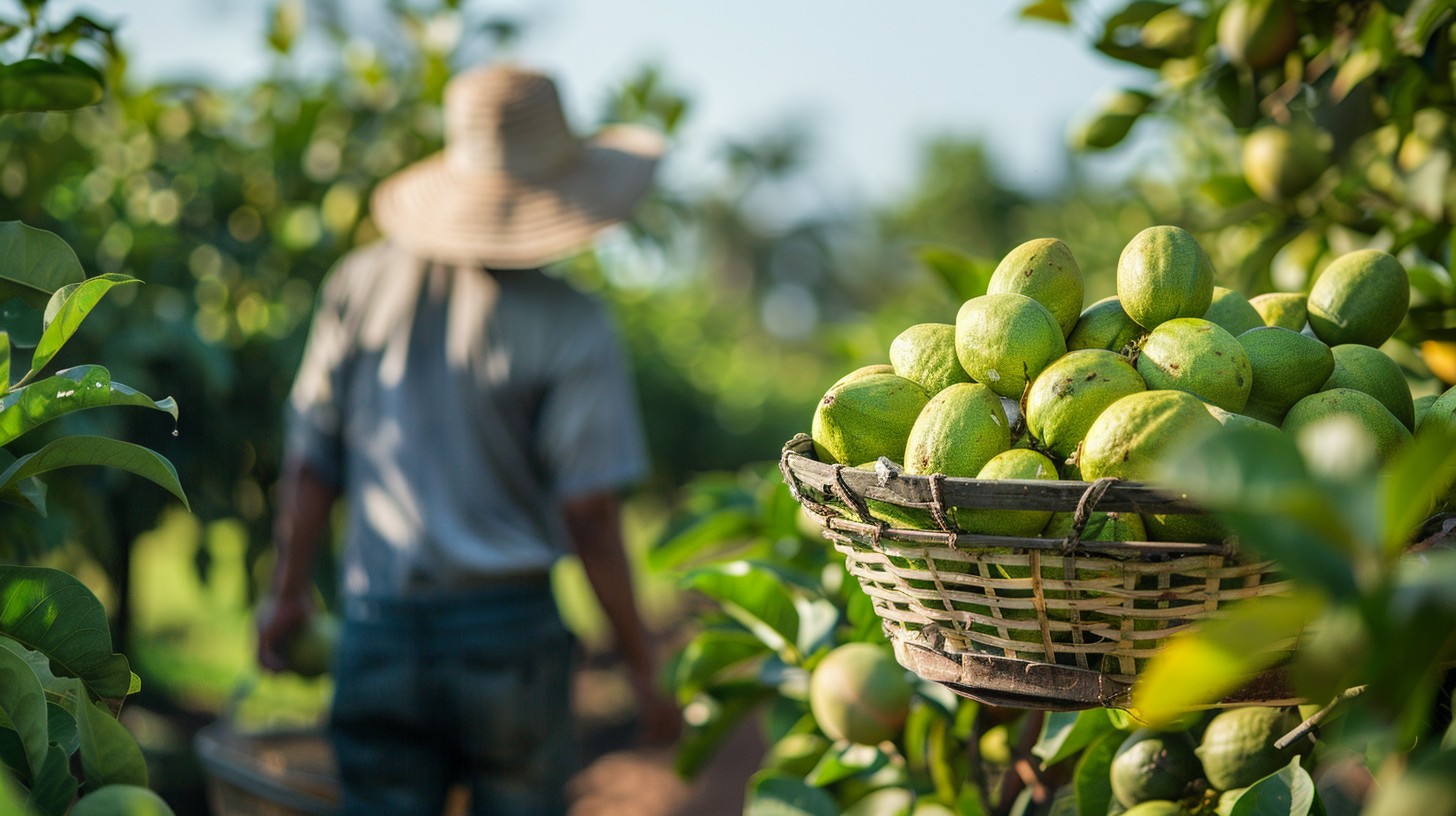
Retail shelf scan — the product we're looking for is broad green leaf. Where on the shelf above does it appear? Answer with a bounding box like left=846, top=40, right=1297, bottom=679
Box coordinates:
left=1132, top=591, right=1327, bottom=726
left=30, top=275, right=139, bottom=376
left=1380, top=425, right=1456, bottom=559
left=0, top=436, right=188, bottom=510
left=745, top=771, right=840, bottom=816
left=0, top=765, right=27, bottom=816
left=0, top=639, right=74, bottom=705
left=0, top=566, right=133, bottom=701
left=0, top=366, right=178, bottom=447
left=1229, top=756, right=1317, bottom=816
left=683, top=561, right=801, bottom=661
left=0, top=224, right=85, bottom=310
left=1399, top=0, right=1456, bottom=54
left=674, top=682, right=773, bottom=778
left=917, top=246, right=996, bottom=301
left=45, top=705, right=75, bottom=759
left=1200, top=174, right=1259, bottom=208
left=1073, top=730, right=1120, bottom=816
left=0, top=728, right=24, bottom=783
left=0, top=57, right=103, bottom=114
left=25, top=743, right=74, bottom=816
left=1095, top=0, right=1179, bottom=68
left=805, top=741, right=887, bottom=787
left=794, top=597, right=838, bottom=658
left=843, top=788, right=913, bottom=816
left=1033, top=709, right=1115, bottom=768
left=674, top=628, right=767, bottom=701
left=1020, top=0, right=1071, bottom=23
left=0, top=331, right=8, bottom=391
left=75, top=699, right=146, bottom=791
left=0, top=647, right=47, bottom=781
left=647, top=507, right=755, bottom=571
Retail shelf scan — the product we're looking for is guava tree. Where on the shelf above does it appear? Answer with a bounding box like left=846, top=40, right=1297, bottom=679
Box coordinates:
left=1045, top=0, right=1456, bottom=351
left=0, top=6, right=188, bottom=813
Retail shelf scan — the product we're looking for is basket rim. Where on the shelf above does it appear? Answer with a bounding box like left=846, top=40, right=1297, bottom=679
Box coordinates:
left=780, top=433, right=1231, bottom=556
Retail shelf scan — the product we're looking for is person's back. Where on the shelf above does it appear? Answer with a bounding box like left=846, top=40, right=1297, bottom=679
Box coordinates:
left=258, top=64, right=676, bottom=816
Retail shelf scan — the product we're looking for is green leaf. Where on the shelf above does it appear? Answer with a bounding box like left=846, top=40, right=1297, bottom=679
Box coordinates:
left=1380, top=425, right=1456, bottom=559
left=647, top=507, right=755, bottom=571
left=0, top=436, right=188, bottom=511
left=75, top=699, right=146, bottom=791
left=683, top=561, right=802, bottom=662
left=1399, top=0, right=1456, bottom=55
left=25, top=743, right=74, bottom=816
left=1020, top=0, right=1071, bottom=23
left=843, top=788, right=914, bottom=816
left=0, top=765, right=28, bottom=816
left=745, top=771, right=840, bottom=816
left=674, top=628, right=767, bottom=701
left=805, top=741, right=887, bottom=786
left=0, top=566, right=133, bottom=701
left=1033, top=709, right=1115, bottom=768
left=675, top=682, right=773, bottom=778
left=0, top=224, right=86, bottom=310
left=917, top=246, right=996, bottom=301
left=1132, top=591, right=1327, bottom=726
left=0, top=366, right=178, bottom=447
left=0, top=646, right=47, bottom=782
left=0, top=331, right=9, bottom=391
left=1200, top=174, right=1259, bottom=209
left=44, top=705, right=74, bottom=759
left=1073, top=731, right=1120, bottom=816
left=1095, top=1, right=1179, bottom=68
left=30, top=275, right=140, bottom=376
left=0, top=57, right=103, bottom=114
left=1229, top=756, right=1317, bottom=816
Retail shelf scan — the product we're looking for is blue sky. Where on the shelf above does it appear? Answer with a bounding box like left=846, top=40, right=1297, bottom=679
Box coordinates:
left=94, top=1, right=1145, bottom=207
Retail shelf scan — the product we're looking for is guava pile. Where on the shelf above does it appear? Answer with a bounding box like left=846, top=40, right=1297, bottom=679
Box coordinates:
left=810, top=226, right=1456, bottom=544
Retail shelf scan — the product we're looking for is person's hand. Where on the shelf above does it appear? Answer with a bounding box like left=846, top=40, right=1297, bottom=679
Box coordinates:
left=256, top=590, right=313, bottom=673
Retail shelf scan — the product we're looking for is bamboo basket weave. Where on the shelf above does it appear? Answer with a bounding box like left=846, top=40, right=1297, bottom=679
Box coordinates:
left=779, top=433, right=1302, bottom=711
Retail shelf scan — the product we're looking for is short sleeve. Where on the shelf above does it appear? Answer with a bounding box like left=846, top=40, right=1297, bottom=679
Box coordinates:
left=535, top=305, right=649, bottom=499
left=283, top=272, right=353, bottom=487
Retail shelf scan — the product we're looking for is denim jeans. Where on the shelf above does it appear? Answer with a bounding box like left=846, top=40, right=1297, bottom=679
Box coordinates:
left=328, top=582, right=574, bottom=816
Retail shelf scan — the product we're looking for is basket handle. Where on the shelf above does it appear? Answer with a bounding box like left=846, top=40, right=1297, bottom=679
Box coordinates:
left=1058, top=477, right=1119, bottom=555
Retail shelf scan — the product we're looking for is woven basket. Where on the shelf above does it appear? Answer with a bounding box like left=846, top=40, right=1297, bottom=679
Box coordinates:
left=779, top=433, right=1302, bottom=711
left=193, top=724, right=340, bottom=816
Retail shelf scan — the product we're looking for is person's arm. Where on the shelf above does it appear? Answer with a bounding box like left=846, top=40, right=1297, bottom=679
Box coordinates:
left=256, top=456, right=339, bottom=672
left=562, top=490, right=679, bottom=745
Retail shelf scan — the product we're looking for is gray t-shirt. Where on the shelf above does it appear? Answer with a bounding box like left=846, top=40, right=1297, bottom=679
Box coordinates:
left=285, top=242, right=649, bottom=598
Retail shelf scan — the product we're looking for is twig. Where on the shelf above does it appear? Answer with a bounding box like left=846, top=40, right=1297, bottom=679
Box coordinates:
left=1275, top=686, right=1367, bottom=751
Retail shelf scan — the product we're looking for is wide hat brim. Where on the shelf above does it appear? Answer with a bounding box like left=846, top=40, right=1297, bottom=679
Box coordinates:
left=371, top=124, right=665, bottom=269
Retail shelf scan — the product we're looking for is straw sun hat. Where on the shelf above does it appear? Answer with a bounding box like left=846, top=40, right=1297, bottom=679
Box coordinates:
left=371, top=64, right=666, bottom=269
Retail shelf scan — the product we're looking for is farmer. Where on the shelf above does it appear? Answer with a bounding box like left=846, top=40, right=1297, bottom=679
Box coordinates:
left=256, top=64, right=676, bottom=815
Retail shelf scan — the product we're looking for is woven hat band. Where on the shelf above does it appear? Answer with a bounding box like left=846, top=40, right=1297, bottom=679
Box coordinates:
left=444, top=67, right=583, bottom=179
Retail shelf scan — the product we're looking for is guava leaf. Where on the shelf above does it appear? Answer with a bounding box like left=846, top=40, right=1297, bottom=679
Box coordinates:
left=0, top=56, right=103, bottom=114
left=0, top=366, right=178, bottom=447
left=1380, top=424, right=1456, bottom=559
left=1229, top=756, right=1317, bottom=816
left=673, top=628, right=766, bottom=701
left=683, top=561, right=802, bottom=661
left=0, top=566, right=133, bottom=701
left=0, top=436, right=188, bottom=511
left=674, top=681, right=773, bottom=778
left=45, top=704, right=76, bottom=758
left=25, top=742, right=75, bottom=816
left=1020, top=0, right=1071, bottom=23
left=76, top=699, right=146, bottom=790
left=917, top=246, right=996, bottom=302
left=0, top=224, right=86, bottom=310
left=1073, top=731, right=1120, bottom=816
left=1034, top=709, right=1116, bottom=767
left=745, top=771, right=840, bottom=816
left=648, top=507, right=755, bottom=571
left=806, top=740, right=887, bottom=787
left=1132, top=590, right=1327, bottom=726
left=0, top=645, right=47, bottom=782
left=31, top=275, right=140, bottom=376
